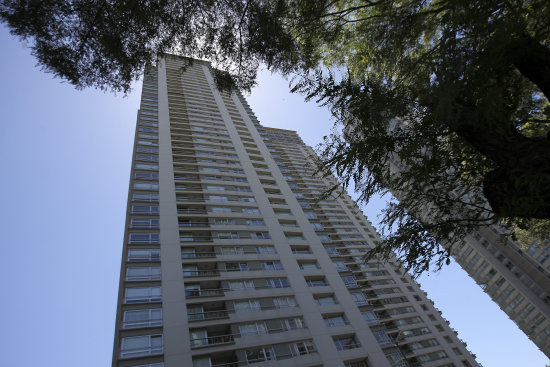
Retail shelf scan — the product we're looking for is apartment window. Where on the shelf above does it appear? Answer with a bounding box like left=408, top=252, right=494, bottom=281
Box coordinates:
left=299, top=262, right=320, bottom=270
left=245, top=347, right=275, bottom=363
left=262, top=261, right=283, bottom=270
left=333, top=335, right=360, bottom=351
left=274, top=297, right=297, bottom=308
left=240, top=321, right=267, bottom=336
left=211, top=207, right=232, bottom=213
left=256, top=246, right=276, bottom=254
left=126, top=267, right=161, bottom=281
left=234, top=300, right=261, bottom=313
left=128, top=363, right=163, bottom=367
left=125, top=287, right=161, bottom=303
left=130, top=218, right=160, bottom=228
left=351, top=292, right=368, bottom=306
left=292, top=341, right=316, bottom=355
left=123, top=309, right=162, bottom=329
left=138, top=140, right=158, bottom=146
left=361, top=311, right=379, bottom=325
left=136, top=147, right=158, bottom=153
left=136, top=154, right=158, bottom=162
left=242, top=208, right=260, bottom=214
left=132, top=193, right=159, bottom=202
left=129, top=233, right=160, bottom=244
left=267, top=278, right=290, bottom=288
left=373, top=331, right=393, bottom=347
left=209, top=195, right=228, bottom=201
left=324, top=315, right=348, bottom=327
left=341, top=276, right=358, bottom=288
left=127, top=249, right=160, bottom=262
left=251, top=232, right=271, bottom=239
left=306, top=278, right=327, bottom=287
left=226, top=263, right=249, bottom=271
left=315, top=295, right=337, bottom=306
left=132, top=205, right=159, bottom=214
left=206, top=185, right=225, bottom=191
left=218, top=232, right=239, bottom=239
left=135, top=172, right=159, bottom=180
left=229, top=280, right=254, bottom=290
left=246, top=220, right=265, bottom=226
left=285, top=317, right=305, bottom=330
left=120, top=334, right=163, bottom=358
left=333, top=261, right=348, bottom=271
left=135, top=163, right=159, bottom=171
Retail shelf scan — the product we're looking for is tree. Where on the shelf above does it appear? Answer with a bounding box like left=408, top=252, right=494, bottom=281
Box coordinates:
left=2, top=0, right=549, bottom=274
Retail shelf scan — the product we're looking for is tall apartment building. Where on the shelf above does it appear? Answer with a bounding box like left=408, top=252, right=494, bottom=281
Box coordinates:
left=386, top=141, right=550, bottom=357
left=112, top=55, right=480, bottom=367
left=445, top=225, right=550, bottom=356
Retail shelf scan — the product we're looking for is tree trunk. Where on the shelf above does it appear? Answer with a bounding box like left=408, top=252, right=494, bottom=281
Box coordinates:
left=452, top=106, right=550, bottom=219
left=508, top=34, right=550, bottom=102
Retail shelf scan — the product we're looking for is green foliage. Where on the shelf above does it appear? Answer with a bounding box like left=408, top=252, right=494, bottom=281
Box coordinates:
left=2, top=0, right=550, bottom=274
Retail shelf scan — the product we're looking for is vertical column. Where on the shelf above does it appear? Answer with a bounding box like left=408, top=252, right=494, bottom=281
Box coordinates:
left=158, top=58, right=192, bottom=366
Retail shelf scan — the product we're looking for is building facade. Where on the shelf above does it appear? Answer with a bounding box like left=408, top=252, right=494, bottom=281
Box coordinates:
left=112, top=55, right=479, bottom=367
left=445, top=225, right=550, bottom=356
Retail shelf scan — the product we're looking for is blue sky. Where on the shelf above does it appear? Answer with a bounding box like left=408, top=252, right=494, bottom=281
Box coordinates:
left=0, top=25, right=547, bottom=366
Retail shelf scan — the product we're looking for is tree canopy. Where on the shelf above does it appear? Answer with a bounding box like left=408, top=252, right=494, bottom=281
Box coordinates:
left=2, top=0, right=549, bottom=274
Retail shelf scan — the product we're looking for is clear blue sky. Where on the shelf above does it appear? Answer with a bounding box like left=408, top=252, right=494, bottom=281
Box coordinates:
left=0, top=25, right=547, bottom=366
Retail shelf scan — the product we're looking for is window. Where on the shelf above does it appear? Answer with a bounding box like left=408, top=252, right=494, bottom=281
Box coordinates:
left=206, top=185, right=225, bottom=191
left=127, top=249, right=160, bottom=262
left=246, top=220, right=265, bottom=226
left=130, top=218, right=160, bottom=228
left=361, top=311, right=379, bottom=326
left=285, top=317, right=305, bottom=330
left=256, top=246, right=276, bottom=254
left=209, top=195, right=228, bottom=201
left=245, top=347, right=275, bottom=363
left=341, top=276, right=358, bottom=288
left=135, top=163, right=159, bottom=171
left=138, top=140, right=158, bottom=146
left=129, top=233, right=160, bottom=244
left=126, top=267, right=161, bottom=281
left=136, top=154, right=158, bottom=162
left=333, top=261, right=348, bottom=271
left=373, top=331, right=393, bottom=347
left=211, top=207, right=232, bottom=213
left=333, top=335, right=360, bottom=351
left=292, top=341, right=316, bottom=355
left=217, top=232, right=239, bottom=239
left=262, top=261, right=283, bottom=270
left=125, top=287, right=161, bottom=303
left=234, top=300, right=261, bottom=313
left=242, top=208, right=260, bottom=214
left=229, top=280, right=254, bottom=290
left=351, top=292, right=368, bottom=306
left=315, top=295, right=337, bottom=306
left=267, top=278, right=290, bottom=288
left=132, top=193, right=159, bottom=202
left=123, top=309, right=162, bottom=329
left=250, top=232, right=271, bottom=239
left=299, top=262, right=320, bottom=270
left=304, top=212, right=317, bottom=219
left=306, top=278, right=327, bottom=287
left=324, top=315, right=348, bottom=327
left=120, top=334, right=163, bottom=358
left=135, top=172, right=159, bottom=180
left=274, top=297, right=297, bottom=308
left=225, top=262, right=249, bottom=271
left=132, top=205, right=159, bottom=214
left=239, top=322, right=267, bottom=336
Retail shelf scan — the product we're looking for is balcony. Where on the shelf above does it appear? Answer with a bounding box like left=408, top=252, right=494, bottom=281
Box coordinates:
left=190, top=326, right=235, bottom=349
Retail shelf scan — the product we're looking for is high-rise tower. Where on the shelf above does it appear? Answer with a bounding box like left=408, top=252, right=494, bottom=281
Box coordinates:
left=112, top=55, right=479, bottom=367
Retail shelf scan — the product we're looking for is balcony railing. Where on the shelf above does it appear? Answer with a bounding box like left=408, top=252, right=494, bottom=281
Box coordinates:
left=186, top=288, right=225, bottom=297
left=182, top=252, right=216, bottom=258
left=190, top=334, right=235, bottom=348
left=188, top=310, right=229, bottom=321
